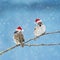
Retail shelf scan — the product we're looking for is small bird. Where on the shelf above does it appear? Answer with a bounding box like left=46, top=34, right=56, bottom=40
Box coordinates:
left=13, top=26, right=25, bottom=47
left=34, top=18, right=46, bottom=37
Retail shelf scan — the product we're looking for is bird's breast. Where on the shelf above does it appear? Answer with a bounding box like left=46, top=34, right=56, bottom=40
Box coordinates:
left=34, top=25, right=46, bottom=36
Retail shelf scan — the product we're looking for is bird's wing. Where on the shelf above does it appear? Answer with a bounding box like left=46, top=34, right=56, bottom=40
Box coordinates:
left=14, top=33, right=19, bottom=40
left=18, top=32, right=25, bottom=42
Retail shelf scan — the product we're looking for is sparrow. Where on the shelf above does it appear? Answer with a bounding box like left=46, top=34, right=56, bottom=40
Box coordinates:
left=13, top=26, right=25, bottom=47
left=34, top=18, right=46, bottom=37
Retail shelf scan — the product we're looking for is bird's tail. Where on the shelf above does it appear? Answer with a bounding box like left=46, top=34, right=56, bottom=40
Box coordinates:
left=20, top=43, right=24, bottom=47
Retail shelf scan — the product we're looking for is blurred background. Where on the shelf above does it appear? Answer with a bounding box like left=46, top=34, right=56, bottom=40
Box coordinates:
left=0, top=0, right=60, bottom=60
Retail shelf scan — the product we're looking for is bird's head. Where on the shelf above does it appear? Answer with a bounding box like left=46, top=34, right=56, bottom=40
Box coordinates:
left=35, top=18, right=42, bottom=26
left=14, top=26, right=24, bottom=33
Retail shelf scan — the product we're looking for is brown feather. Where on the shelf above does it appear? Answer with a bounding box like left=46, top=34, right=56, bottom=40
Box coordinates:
left=14, top=32, right=24, bottom=47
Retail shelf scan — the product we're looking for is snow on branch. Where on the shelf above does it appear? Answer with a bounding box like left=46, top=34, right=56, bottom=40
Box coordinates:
left=0, top=30, right=60, bottom=55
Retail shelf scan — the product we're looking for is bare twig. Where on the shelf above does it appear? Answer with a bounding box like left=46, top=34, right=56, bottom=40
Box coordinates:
left=0, top=30, right=60, bottom=55
left=25, top=43, right=60, bottom=46
left=25, top=30, right=60, bottom=43
left=0, top=45, right=20, bottom=55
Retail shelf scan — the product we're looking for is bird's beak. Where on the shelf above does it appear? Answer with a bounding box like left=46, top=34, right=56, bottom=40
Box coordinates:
left=22, top=29, right=24, bottom=32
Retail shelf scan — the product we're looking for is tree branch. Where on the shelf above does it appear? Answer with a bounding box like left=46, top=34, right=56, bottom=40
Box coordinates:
left=25, top=43, right=60, bottom=46
left=25, top=30, right=60, bottom=43
left=0, top=30, right=60, bottom=55
left=0, top=45, right=19, bottom=55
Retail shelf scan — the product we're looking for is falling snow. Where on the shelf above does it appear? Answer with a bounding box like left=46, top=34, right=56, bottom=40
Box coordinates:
left=0, top=0, right=60, bottom=60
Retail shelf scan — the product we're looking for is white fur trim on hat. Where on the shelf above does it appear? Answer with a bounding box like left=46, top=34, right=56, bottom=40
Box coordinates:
left=36, top=20, right=42, bottom=23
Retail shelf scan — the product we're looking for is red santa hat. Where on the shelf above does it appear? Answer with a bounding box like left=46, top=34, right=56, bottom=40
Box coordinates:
left=16, top=26, right=23, bottom=31
left=35, top=18, right=42, bottom=23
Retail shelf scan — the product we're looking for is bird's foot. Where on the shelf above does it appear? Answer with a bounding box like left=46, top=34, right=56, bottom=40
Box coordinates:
left=34, top=36, right=39, bottom=40
left=20, top=43, right=24, bottom=47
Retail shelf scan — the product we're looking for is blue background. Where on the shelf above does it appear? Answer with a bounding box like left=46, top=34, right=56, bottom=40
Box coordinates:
left=0, top=0, right=60, bottom=60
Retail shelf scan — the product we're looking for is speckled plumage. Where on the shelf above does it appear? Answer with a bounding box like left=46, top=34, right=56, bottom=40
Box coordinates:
left=34, top=24, right=46, bottom=37
left=13, top=31, right=24, bottom=47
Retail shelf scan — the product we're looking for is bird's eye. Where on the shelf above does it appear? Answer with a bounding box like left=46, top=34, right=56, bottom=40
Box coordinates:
left=40, top=25, right=41, bottom=26
left=14, top=31, right=18, bottom=33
